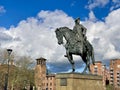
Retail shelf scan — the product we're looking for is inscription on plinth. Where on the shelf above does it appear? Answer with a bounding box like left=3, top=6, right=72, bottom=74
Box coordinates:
left=60, top=78, right=67, bottom=86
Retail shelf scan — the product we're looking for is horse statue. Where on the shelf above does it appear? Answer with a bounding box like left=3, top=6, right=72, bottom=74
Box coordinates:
left=55, top=27, right=95, bottom=73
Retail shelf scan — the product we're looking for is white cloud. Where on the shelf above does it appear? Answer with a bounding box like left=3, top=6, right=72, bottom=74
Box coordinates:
left=88, top=11, right=97, bottom=21
left=86, top=0, right=109, bottom=10
left=84, top=8, right=120, bottom=60
left=0, top=9, right=120, bottom=72
left=0, top=10, right=74, bottom=63
left=37, top=10, right=74, bottom=29
left=104, top=44, right=120, bottom=59
left=0, top=6, right=6, bottom=14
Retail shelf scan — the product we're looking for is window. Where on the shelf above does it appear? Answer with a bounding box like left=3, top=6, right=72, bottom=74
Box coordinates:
left=50, top=82, right=52, bottom=86
left=94, top=66, right=98, bottom=74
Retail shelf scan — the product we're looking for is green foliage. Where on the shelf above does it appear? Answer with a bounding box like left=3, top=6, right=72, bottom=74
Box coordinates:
left=106, top=85, right=114, bottom=90
left=0, top=50, right=35, bottom=90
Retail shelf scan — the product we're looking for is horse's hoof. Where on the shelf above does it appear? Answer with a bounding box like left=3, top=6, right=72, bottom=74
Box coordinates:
left=92, top=61, right=95, bottom=65
left=88, top=72, right=92, bottom=74
left=82, top=71, right=86, bottom=74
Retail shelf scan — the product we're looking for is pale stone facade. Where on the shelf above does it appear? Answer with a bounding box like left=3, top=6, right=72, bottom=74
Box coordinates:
left=56, top=73, right=104, bottom=90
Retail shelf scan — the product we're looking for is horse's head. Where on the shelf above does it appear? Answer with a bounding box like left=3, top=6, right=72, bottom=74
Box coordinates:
left=55, top=28, right=63, bottom=45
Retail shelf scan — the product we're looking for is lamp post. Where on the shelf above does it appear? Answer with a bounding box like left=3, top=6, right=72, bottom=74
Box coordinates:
left=4, top=49, right=12, bottom=90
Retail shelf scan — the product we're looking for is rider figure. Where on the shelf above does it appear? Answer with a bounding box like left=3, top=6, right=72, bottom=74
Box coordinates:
left=73, top=17, right=87, bottom=53
left=73, top=17, right=87, bottom=40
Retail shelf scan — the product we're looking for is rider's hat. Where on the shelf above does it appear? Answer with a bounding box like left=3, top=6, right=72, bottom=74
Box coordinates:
left=75, top=17, right=80, bottom=23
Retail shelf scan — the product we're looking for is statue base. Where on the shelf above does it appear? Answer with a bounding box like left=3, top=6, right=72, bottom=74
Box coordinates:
left=56, top=73, right=104, bottom=90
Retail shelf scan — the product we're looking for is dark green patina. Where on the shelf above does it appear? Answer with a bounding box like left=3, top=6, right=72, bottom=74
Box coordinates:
left=55, top=18, right=95, bottom=73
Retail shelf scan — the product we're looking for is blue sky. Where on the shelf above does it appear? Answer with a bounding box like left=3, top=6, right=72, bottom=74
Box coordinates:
left=0, top=0, right=118, bottom=28
left=0, top=0, right=120, bottom=73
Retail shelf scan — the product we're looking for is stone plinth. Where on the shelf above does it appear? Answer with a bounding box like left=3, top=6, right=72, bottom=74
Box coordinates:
left=56, top=73, right=104, bottom=90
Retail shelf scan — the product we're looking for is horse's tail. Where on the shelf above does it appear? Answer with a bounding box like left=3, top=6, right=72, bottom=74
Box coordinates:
left=91, top=46, right=95, bottom=65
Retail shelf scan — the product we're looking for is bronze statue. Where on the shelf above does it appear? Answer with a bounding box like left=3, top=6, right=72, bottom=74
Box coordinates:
left=55, top=18, right=95, bottom=73
left=73, top=17, right=87, bottom=54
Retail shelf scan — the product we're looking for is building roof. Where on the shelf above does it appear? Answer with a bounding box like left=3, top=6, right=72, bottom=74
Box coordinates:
left=95, top=61, right=102, bottom=63
left=36, top=57, right=46, bottom=61
left=46, top=74, right=56, bottom=77
left=111, top=59, right=120, bottom=61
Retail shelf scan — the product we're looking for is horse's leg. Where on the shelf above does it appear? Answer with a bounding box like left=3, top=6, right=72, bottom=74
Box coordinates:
left=83, top=60, right=90, bottom=74
left=86, top=52, right=91, bottom=73
left=91, top=47, right=95, bottom=65
left=82, top=56, right=87, bottom=74
left=82, top=63, right=87, bottom=74
left=81, top=53, right=91, bottom=74
left=87, top=60, right=91, bottom=73
left=66, top=51, right=75, bottom=72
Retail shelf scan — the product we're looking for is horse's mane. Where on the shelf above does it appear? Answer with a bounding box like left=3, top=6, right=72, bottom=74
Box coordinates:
left=59, top=27, right=68, bottom=29
left=59, top=27, right=72, bottom=31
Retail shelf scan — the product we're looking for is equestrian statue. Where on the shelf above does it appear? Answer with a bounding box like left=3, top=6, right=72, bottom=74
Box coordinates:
left=55, top=17, right=95, bottom=73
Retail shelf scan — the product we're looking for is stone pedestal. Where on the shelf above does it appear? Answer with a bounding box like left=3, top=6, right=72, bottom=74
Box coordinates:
left=56, top=73, right=104, bottom=90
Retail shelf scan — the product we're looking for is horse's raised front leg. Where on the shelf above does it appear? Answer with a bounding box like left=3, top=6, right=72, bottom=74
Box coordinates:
left=66, top=51, right=75, bottom=72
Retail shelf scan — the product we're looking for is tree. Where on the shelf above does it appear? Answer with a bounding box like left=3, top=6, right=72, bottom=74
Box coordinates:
left=10, top=56, right=35, bottom=90
left=0, top=48, right=6, bottom=64
left=0, top=48, right=35, bottom=90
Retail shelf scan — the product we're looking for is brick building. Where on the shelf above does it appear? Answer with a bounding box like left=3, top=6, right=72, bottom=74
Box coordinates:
left=90, top=61, right=110, bottom=86
left=90, top=61, right=103, bottom=75
left=110, top=59, right=120, bottom=88
left=46, top=74, right=56, bottom=90
left=34, top=57, right=56, bottom=90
